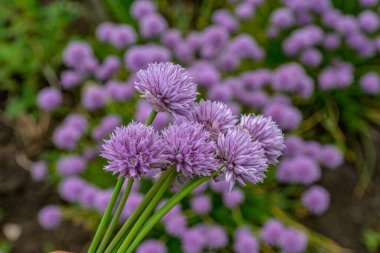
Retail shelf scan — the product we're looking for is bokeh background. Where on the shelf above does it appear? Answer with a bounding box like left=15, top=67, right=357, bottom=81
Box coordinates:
left=1, top=0, right=380, bottom=252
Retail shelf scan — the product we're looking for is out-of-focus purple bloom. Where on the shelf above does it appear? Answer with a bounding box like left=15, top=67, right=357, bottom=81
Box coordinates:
left=302, top=185, right=330, bottom=215
left=82, top=85, right=108, bottom=111
left=206, top=225, right=228, bottom=249
left=161, top=29, right=182, bottom=48
left=323, top=33, right=341, bottom=50
left=303, top=141, right=322, bottom=160
left=94, top=190, right=112, bottom=213
left=218, top=128, right=268, bottom=187
left=164, top=213, right=187, bottom=237
left=106, top=81, right=135, bottom=101
left=284, top=135, right=304, bottom=158
left=202, top=25, right=229, bottom=50
left=96, top=22, right=115, bottom=42
left=135, top=101, right=170, bottom=130
left=186, top=32, right=203, bottom=50
left=79, top=185, right=98, bottom=208
left=131, top=0, right=156, bottom=19
left=122, top=192, right=143, bottom=219
left=279, top=228, right=308, bottom=253
left=64, top=113, right=87, bottom=133
left=60, top=70, right=83, bottom=89
left=182, top=226, right=208, bottom=253
left=207, top=83, right=233, bottom=103
left=217, top=51, right=240, bottom=71
left=188, top=61, right=220, bottom=89
left=190, top=194, right=212, bottom=215
left=318, top=145, right=343, bottom=169
left=59, top=177, right=86, bottom=202
left=189, top=100, right=238, bottom=140
left=235, top=2, right=255, bottom=20
left=109, top=25, right=136, bottom=48
left=53, top=124, right=81, bottom=150
left=63, top=41, right=94, bottom=70
left=240, top=114, right=284, bottom=165
left=234, top=227, right=259, bottom=253
left=95, top=56, right=120, bottom=81
left=360, top=72, right=380, bottom=94
left=30, top=161, right=47, bottom=182
left=335, top=15, right=359, bottom=36
left=270, top=8, right=294, bottom=28
left=260, top=219, right=285, bottom=245
left=101, top=123, right=164, bottom=179
left=174, top=42, right=195, bottom=64
left=136, top=240, right=167, bottom=253
left=358, top=10, right=379, bottom=33
left=210, top=180, right=229, bottom=193
left=277, top=156, right=321, bottom=184
left=223, top=188, right=244, bottom=208
left=37, top=87, right=62, bottom=111
left=135, top=62, right=197, bottom=117
left=263, top=102, right=302, bottom=130
left=38, top=205, right=61, bottom=230
left=57, top=155, right=86, bottom=176
left=162, top=122, right=218, bottom=177
left=125, top=44, right=171, bottom=72
left=300, top=48, right=322, bottom=67
left=228, top=34, right=263, bottom=60
left=92, top=115, right=121, bottom=141
left=359, top=0, right=378, bottom=8
left=212, top=9, right=239, bottom=32
left=140, top=13, right=167, bottom=39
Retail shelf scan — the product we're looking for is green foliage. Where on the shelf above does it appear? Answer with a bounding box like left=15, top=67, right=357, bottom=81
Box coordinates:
left=363, top=228, right=380, bottom=252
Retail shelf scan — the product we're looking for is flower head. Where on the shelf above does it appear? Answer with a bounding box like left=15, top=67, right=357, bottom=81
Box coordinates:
left=135, top=62, right=198, bottom=117
left=189, top=100, right=238, bottom=140
left=136, top=240, right=167, bottom=253
left=38, top=205, right=62, bottom=230
left=279, top=228, right=308, bottom=253
left=240, top=114, right=284, bottom=164
left=190, top=194, right=212, bottom=215
left=302, top=186, right=330, bottom=215
left=217, top=128, right=268, bottom=188
left=260, top=219, right=285, bottom=245
left=37, top=87, right=62, bottom=111
left=101, top=123, right=164, bottom=179
left=234, top=227, right=259, bottom=253
left=162, top=122, right=218, bottom=177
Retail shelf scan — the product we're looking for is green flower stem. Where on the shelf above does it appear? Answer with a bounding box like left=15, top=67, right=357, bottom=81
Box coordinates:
left=87, top=177, right=125, bottom=253
left=96, top=179, right=134, bottom=253
left=117, top=167, right=177, bottom=253
left=126, top=172, right=219, bottom=253
left=105, top=167, right=175, bottom=253
left=145, top=110, right=158, bottom=126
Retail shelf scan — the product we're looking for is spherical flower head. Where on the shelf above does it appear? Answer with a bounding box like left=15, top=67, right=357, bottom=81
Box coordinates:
left=63, top=41, right=93, bottom=69
left=135, top=62, right=198, bottom=118
left=110, top=24, right=136, bottom=48
left=164, top=213, right=187, bottom=237
left=182, top=227, right=208, bottom=253
left=210, top=179, right=229, bottom=193
left=302, top=141, right=322, bottom=159
left=277, top=156, right=320, bottom=184
left=207, top=83, right=233, bottom=103
left=131, top=0, right=156, bottom=19
left=58, top=177, right=86, bottom=202
left=360, top=72, right=380, bottom=95
left=234, top=227, right=259, bottom=253
left=93, top=115, right=122, bottom=141
left=206, top=225, right=228, bottom=248
left=106, top=81, right=135, bottom=101
left=188, top=61, right=220, bottom=89
left=60, top=70, right=83, bottom=89
left=222, top=188, right=244, bottom=208
left=359, top=0, right=378, bottom=8
left=82, top=85, right=107, bottom=111
left=135, top=100, right=169, bottom=130
left=218, top=128, right=268, bottom=188
left=162, top=121, right=218, bottom=177
left=358, top=10, right=379, bottom=33
left=140, top=13, right=167, bottom=39
left=263, top=102, right=302, bottom=130
left=279, top=228, right=308, bottom=253
left=283, top=135, right=304, bottom=158
left=57, top=155, right=86, bottom=176
left=94, top=190, right=113, bottom=213
left=260, top=219, right=285, bottom=245
left=38, top=205, right=61, bottom=230
left=189, top=100, right=238, bottom=140
left=53, top=124, right=81, bottom=150
left=270, top=7, right=294, bottom=28
left=136, top=240, right=167, bottom=253
left=240, top=114, right=284, bottom=165
left=300, top=48, right=322, bottom=67
left=302, top=185, right=330, bottom=215
left=202, top=25, right=229, bottom=50
left=96, top=22, right=115, bottom=42
left=122, top=192, right=143, bottom=219
left=318, top=145, right=343, bottom=169
left=324, top=33, right=341, bottom=50
left=174, top=42, right=195, bottom=64
left=30, top=161, right=47, bottom=182
left=212, top=9, right=239, bottom=32
left=161, top=29, right=182, bottom=48
left=101, top=123, right=164, bottom=179
left=79, top=185, right=99, bottom=208
left=190, top=194, right=212, bottom=215
left=95, top=56, right=120, bottom=81
left=235, top=2, right=255, bottom=20
left=37, top=87, right=62, bottom=111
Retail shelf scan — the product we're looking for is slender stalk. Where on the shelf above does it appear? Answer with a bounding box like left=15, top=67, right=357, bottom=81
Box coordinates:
left=96, top=179, right=134, bottom=253
left=104, top=168, right=174, bottom=253
left=87, top=177, right=125, bottom=253
left=117, top=167, right=176, bottom=253
left=145, top=110, right=158, bottom=126
left=126, top=174, right=215, bottom=253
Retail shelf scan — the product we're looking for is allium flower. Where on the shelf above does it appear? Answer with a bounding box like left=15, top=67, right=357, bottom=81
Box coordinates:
left=109, top=25, right=136, bottom=48
left=234, top=227, right=259, bottom=253
left=182, top=226, right=208, bottom=253
left=188, top=61, right=220, bottom=89
left=240, top=114, right=284, bottom=164
left=95, top=56, right=120, bottom=81
left=260, top=219, right=285, bottom=245
left=53, top=124, right=81, bottom=150
left=94, top=190, right=113, bottom=213
left=283, top=135, right=304, bottom=157
left=38, top=205, right=61, bottom=230
left=63, top=41, right=93, bottom=69
left=212, top=9, right=239, bottom=32
left=135, top=62, right=198, bottom=117
left=223, top=188, right=244, bottom=208
left=59, top=177, right=86, bottom=202
left=140, top=13, right=167, bottom=38
left=206, top=225, right=228, bottom=249
left=270, top=8, right=294, bottom=28
left=318, top=145, right=343, bottom=169
left=279, top=228, right=308, bottom=253
left=136, top=240, right=167, bottom=253
left=218, top=128, right=268, bottom=187
left=125, top=45, right=171, bottom=72
left=82, top=85, right=108, bottom=111
left=131, top=0, right=156, bottom=19
left=30, top=161, right=47, bottom=182
left=359, top=0, right=378, bottom=8
left=106, top=81, right=135, bottom=101
left=101, top=123, right=164, bottom=179
left=79, top=185, right=98, bottom=208
left=135, top=101, right=169, bottom=130
left=189, top=100, right=238, bottom=140
left=37, top=87, right=62, bottom=111
left=277, top=156, right=321, bottom=185
left=360, top=72, right=380, bottom=94
left=96, top=22, right=115, bottom=42
left=64, top=113, right=88, bottom=133
left=190, top=194, right=212, bottom=215
left=358, top=10, right=379, bottom=33
left=302, top=185, right=330, bottom=215
left=122, top=192, right=143, bottom=219
left=92, top=115, right=122, bottom=141
left=210, top=180, right=229, bottom=193
left=56, top=155, right=86, bottom=176
left=164, top=213, right=187, bottom=237
left=161, top=29, right=182, bottom=48
left=60, top=70, right=83, bottom=89
left=161, top=122, right=218, bottom=177
left=235, top=2, right=255, bottom=20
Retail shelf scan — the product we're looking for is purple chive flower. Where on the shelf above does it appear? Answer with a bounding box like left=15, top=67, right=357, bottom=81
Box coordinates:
left=64, top=113, right=88, bottom=133
left=323, top=33, right=341, bottom=50
left=277, top=156, right=321, bottom=184
left=207, top=83, right=233, bottom=103
left=190, top=194, right=212, bottom=215
left=63, top=41, right=94, bottom=69
left=140, top=13, right=167, bottom=39
left=189, top=100, right=238, bottom=140
left=210, top=180, right=229, bottom=193
left=53, top=124, right=81, bottom=150
left=235, top=2, right=255, bottom=20
left=106, top=80, right=135, bottom=101
left=60, top=70, right=83, bottom=89
left=38, top=205, right=62, bottom=230
left=260, top=219, right=285, bottom=245
left=279, top=228, right=308, bottom=253
left=264, top=102, right=302, bottom=130
left=360, top=72, right=380, bottom=94
left=303, top=141, right=322, bottom=159
left=161, top=29, right=182, bottom=48
left=228, top=34, right=262, bottom=60
left=101, top=123, right=163, bottom=179
left=94, top=190, right=113, bottom=213
left=234, top=227, right=259, bottom=253
left=206, top=225, right=228, bottom=249
left=122, top=192, right=143, bottom=219
left=59, top=177, right=86, bottom=202
left=57, top=155, right=86, bottom=176
left=37, top=87, right=62, bottom=111
left=30, top=161, right=47, bottom=182
left=300, top=48, right=322, bottom=67
left=131, top=0, right=156, bottom=19
left=188, top=61, right=220, bottom=89
left=284, top=135, right=304, bottom=157
left=96, top=22, right=115, bottom=42
left=240, top=114, right=284, bottom=165
left=109, top=25, right=136, bottom=48
left=318, top=145, right=343, bottom=169
left=135, top=101, right=170, bottom=130
left=302, top=185, right=330, bottom=215
left=223, top=188, right=245, bottom=208
left=82, top=86, right=107, bottom=111
left=125, top=45, right=171, bottom=72
left=212, top=9, right=239, bottom=32
left=136, top=240, right=167, bottom=253
left=359, top=0, right=378, bottom=8
left=217, top=51, right=240, bottom=71
left=202, top=25, right=229, bottom=50
left=164, top=213, right=187, bottom=237
left=270, top=8, right=294, bottom=28
left=358, top=11, right=379, bottom=33
left=218, top=128, right=268, bottom=188
left=95, top=56, right=120, bottom=81
left=162, top=122, right=218, bottom=177
left=174, top=42, right=195, bottom=64
left=135, top=62, right=198, bottom=117
left=79, top=185, right=98, bottom=208
left=182, top=226, right=208, bottom=253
